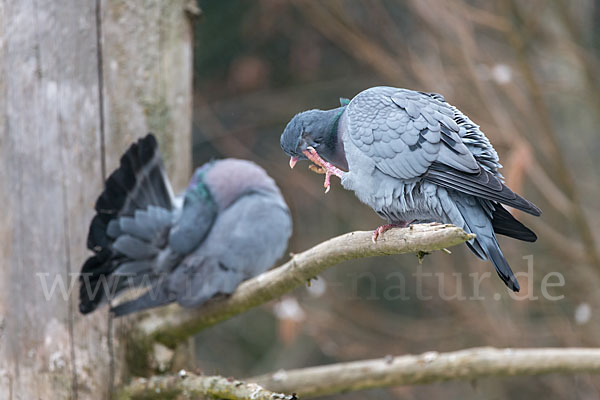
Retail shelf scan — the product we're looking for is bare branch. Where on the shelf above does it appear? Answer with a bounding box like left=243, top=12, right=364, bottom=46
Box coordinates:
left=503, top=0, right=600, bottom=278
left=251, top=347, right=600, bottom=398
left=135, top=224, right=474, bottom=348
left=119, top=373, right=297, bottom=400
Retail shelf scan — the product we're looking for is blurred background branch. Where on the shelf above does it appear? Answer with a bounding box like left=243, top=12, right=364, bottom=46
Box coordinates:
left=253, top=347, right=600, bottom=398
left=503, top=0, right=600, bottom=277
left=121, top=347, right=600, bottom=399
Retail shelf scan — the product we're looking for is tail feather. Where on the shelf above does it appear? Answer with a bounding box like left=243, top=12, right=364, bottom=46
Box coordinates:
left=482, top=237, right=520, bottom=292
left=79, top=133, right=174, bottom=315
left=492, top=204, right=537, bottom=242
left=465, top=241, right=486, bottom=260
left=449, top=192, right=521, bottom=292
left=113, top=235, right=160, bottom=260
left=118, top=207, right=171, bottom=242
left=110, top=287, right=172, bottom=317
left=79, top=251, right=115, bottom=314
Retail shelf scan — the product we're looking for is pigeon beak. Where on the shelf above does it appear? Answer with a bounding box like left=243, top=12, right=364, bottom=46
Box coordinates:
left=289, top=156, right=298, bottom=169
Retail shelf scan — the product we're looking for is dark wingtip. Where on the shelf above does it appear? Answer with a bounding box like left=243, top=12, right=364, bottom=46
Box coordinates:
left=508, top=185, right=542, bottom=217
left=505, top=187, right=542, bottom=217
left=425, top=164, right=543, bottom=217
left=521, top=198, right=542, bottom=217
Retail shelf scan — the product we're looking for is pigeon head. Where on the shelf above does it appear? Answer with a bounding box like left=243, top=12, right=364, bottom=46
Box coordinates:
left=280, top=110, right=326, bottom=158
left=204, top=159, right=281, bottom=210
left=280, top=107, right=347, bottom=169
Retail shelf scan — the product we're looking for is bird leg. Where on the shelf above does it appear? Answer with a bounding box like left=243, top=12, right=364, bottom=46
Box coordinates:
left=372, top=221, right=412, bottom=243
left=303, top=146, right=344, bottom=193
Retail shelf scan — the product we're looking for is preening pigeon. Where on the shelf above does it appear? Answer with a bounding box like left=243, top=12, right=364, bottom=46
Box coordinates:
left=281, top=86, right=541, bottom=292
left=80, top=134, right=292, bottom=316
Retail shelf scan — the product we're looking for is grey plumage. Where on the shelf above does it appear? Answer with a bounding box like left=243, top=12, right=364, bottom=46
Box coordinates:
left=281, top=86, right=541, bottom=292
left=80, top=134, right=291, bottom=316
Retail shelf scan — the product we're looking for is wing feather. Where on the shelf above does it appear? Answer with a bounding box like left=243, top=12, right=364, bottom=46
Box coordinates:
left=346, top=87, right=541, bottom=215
left=426, top=164, right=541, bottom=216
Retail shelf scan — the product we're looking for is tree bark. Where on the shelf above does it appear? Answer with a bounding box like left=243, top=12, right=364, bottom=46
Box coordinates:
left=0, top=0, right=193, bottom=398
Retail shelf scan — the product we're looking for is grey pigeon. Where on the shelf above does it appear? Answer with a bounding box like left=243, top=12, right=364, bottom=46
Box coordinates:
left=281, top=86, right=541, bottom=292
left=80, top=134, right=292, bottom=316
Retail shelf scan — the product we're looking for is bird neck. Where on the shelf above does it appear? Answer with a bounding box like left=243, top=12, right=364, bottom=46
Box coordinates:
left=319, top=106, right=348, bottom=170
left=319, top=106, right=345, bottom=150
left=186, top=166, right=215, bottom=203
left=330, top=106, right=345, bottom=140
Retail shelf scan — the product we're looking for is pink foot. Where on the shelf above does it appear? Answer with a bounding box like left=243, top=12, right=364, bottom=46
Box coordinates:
left=372, top=222, right=410, bottom=243
left=302, top=146, right=344, bottom=193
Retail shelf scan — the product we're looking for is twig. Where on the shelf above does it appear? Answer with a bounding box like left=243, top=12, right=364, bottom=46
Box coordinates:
left=503, top=0, right=600, bottom=278
left=251, top=347, right=600, bottom=398
left=135, top=224, right=474, bottom=348
left=119, top=373, right=297, bottom=400
left=295, top=1, right=405, bottom=84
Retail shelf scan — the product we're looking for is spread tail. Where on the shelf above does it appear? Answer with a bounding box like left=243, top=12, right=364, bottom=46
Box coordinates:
left=79, top=134, right=174, bottom=314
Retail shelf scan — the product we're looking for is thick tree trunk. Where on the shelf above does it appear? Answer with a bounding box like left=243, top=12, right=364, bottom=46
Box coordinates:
left=0, top=0, right=193, bottom=398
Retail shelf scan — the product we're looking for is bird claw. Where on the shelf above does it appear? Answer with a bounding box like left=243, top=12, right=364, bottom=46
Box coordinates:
left=309, top=163, right=331, bottom=193
left=302, top=146, right=344, bottom=194
left=371, top=230, right=380, bottom=243
left=371, top=225, right=390, bottom=243
left=324, top=170, right=333, bottom=193
left=371, top=222, right=411, bottom=243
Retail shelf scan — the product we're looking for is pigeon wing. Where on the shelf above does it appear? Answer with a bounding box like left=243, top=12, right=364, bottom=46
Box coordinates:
left=346, top=87, right=540, bottom=216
